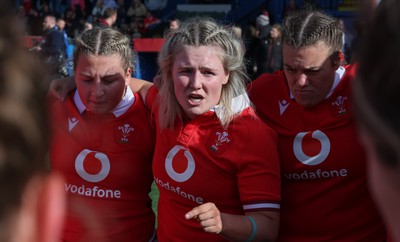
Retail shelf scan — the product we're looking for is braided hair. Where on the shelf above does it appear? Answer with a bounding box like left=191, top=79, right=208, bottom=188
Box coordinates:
left=73, top=27, right=135, bottom=72
left=282, top=9, right=343, bottom=55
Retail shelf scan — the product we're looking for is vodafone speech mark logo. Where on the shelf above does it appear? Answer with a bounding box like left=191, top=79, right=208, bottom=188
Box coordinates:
left=293, top=130, right=330, bottom=166
left=75, top=149, right=110, bottom=182
left=165, top=145, right=195, bottom=182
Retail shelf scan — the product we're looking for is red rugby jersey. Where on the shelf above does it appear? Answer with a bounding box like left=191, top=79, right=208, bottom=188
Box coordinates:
left=49, top=88, right=156, bottom=242
left=248, top=65, right=386, bottom=241
left=147, top=87, right=281, bottom=242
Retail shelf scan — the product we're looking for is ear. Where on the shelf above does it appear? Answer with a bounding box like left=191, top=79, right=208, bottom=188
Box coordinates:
left=36, top=173, right=66, bottom=242
left=125, top=68, right=132, bottom=86
left=222, top=72, right=229, bottom=85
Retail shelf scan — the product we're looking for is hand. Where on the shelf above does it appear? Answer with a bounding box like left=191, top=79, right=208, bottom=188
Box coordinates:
left=185, top=202, right=223, bottom=234
left=152, top=75, right=161, bottom=88
left=47, top=76, right=75, bottom=101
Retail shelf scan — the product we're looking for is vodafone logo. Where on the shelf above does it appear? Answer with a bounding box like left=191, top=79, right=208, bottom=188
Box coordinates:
left=165, top=145, right=195, bottom=182
left=293, top=130, right=330, bottom=166
left=75, top=149, right=110, bottom=182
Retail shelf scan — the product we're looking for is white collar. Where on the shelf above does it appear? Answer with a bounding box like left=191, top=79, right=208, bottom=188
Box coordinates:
left=74, top=86, right=135, bottom=117
left=290, top=66, right=346, bottom=99
left=212, top=93, right=251, bottom=121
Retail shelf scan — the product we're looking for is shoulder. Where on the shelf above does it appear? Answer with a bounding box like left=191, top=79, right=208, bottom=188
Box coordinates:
left=231, top=107, right=277, bottom=141
left=339, top=64, right=357, bottom=89
left=247, top=71, right=287, bottom=106
left=247, top=71, right=285, bottom=93
left=48, top=93, right=76, bottom=119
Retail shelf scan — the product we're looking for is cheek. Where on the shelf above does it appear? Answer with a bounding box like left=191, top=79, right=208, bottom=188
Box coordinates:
left=284, top=74, right=296, bottom=87
left=209, top=83, right=223, bottom=101
left=173, top=77, right=187, bottom=96
left=107, top=85, right=126, bottom=105
left=76, top=83, right=90, bottom=98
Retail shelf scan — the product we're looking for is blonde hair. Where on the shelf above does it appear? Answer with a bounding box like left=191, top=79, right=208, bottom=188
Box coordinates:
left=157, top=17, right=249, bottom=129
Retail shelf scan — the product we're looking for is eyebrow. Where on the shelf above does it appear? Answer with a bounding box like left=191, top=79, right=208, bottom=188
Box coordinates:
left=284, top=64, right=321, bottom=71
left=78, top=72, right=120, bottom=78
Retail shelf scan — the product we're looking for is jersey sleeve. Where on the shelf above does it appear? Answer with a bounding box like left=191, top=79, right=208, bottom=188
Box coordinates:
left=236, top=113, right=281, bottom=212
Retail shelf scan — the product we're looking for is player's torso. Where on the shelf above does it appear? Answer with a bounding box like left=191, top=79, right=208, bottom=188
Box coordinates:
left=153, top=111, right=254, bottom=242
left=249, top=68, right=385, bottom=241
left=49, top=94, right=156, bottom=242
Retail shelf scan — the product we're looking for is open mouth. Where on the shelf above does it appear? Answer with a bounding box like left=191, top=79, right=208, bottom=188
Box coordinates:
left=188, top=94, right=203, bottom=104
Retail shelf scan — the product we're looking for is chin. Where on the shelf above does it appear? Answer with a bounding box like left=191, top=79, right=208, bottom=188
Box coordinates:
left=184, top=108, right=204, bottom=120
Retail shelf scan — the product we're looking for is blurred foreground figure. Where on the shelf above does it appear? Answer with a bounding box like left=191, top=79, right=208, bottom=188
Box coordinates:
left=0, top=4, right=66, bottom=242
left=354, top=0, right=400, bottom=241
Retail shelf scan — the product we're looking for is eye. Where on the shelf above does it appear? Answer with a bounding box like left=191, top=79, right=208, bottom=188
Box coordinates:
left=102, top=78, right=115, bottom=85
left=180, top=69, right=192, bottom=74
left=81, top=78, right=93, bottom=83
left=304, top=69, right=320, bottom=75
left=203, top=70, right=215, bottom=76
left=284, top=66, right=295, bottom=73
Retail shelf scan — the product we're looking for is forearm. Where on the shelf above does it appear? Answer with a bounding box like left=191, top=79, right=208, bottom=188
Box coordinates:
left=129, top=77, right=153, bottom=103
left=219, top=212, right=279, bottom=242
left=129, top=77, right=152, bottom=92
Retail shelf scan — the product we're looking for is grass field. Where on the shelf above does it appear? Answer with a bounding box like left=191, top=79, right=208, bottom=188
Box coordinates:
left=149, top=181, right=159, bottom=227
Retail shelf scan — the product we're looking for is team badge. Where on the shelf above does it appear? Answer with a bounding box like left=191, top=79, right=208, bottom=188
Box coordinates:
left=115, top=123, right=135, bottom=143
left=207, top=130, right=232, bottom=153
left=330, top=95, right=348, bottom=116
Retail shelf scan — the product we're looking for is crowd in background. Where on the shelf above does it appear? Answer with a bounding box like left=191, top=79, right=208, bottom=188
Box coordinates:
left=15, top=0, right=167, bottom=39
left=14, top=0, right=361, bottom=81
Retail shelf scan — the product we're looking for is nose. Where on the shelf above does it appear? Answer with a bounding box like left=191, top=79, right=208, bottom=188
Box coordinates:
left=190, top=71, right=202, bottom=89
left=91, top=79, right=104, bottom=97
left=296, top=73, right=308, bottom=87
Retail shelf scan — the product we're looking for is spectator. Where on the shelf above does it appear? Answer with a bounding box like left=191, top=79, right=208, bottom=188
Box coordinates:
left=83, top=20, right=93, bottom=31
left=164, top=17, right=180, bottom=37
left=128, top=19, right=143, bottom=38
left=169, top=17, right=180, bottom=31
left=243, top=24, right=259, bottom=80
left=97, top=7, right=117, bottom=27
left=31, top=14, right=67, bottom=79
left=354, top=0, right=400, bottom=241
left=143, top=10, right=161, bottom=37
left=48, top=27, right=156, bottom=242
left=247, top=9, right=386, bottom=241
left=56, top=18, right=70, bottom=58
left=256, top=10, right=271, bottom=40
left=92, top=0, right=107, bottom=18
left=126, top=0, right=147, bottom=22
left=0, top=6, right=66, bottom=242
left=254, top=23, right=283, bottom=76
